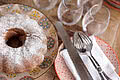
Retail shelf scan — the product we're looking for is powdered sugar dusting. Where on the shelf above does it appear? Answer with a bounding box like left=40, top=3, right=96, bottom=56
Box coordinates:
left=0, top=13, right=47, bottom=72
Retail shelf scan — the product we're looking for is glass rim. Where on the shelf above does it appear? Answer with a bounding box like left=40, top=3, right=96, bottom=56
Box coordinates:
left=33, top=0, right=58, bottom=10
left=62, top=0, right=83, bottom=10
left=82, top=4, right=110, bottom=36
left=57, top=2, right=83, bottom=25
left=89, top=4, right=110, bottom=23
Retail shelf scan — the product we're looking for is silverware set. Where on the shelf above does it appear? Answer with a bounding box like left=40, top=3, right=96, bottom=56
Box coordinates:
left=73, top=31, right=112, bottom=80
left=55, top=22, right=93, bottom=80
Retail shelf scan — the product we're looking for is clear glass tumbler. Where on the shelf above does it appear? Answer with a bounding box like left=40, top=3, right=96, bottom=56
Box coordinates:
left=57, top=0, right=84, bottom=25
left=83, top=0, right=103, bottom=15
left=33, top=0, right=58, bottom=10
left=82, top=4, right=110, bottom=36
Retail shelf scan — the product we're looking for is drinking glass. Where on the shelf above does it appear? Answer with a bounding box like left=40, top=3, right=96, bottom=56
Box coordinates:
left=82, top=4, right=110, bottom=36
left=33, top=0, right=58, bottom=10
left=57, top=0, right=84, bottom=25
left=83, top=0, right=103, bottom=15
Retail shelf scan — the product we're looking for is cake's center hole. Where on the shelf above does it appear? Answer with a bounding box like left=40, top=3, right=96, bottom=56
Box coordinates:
left=5, top=28, right=26, bottom=48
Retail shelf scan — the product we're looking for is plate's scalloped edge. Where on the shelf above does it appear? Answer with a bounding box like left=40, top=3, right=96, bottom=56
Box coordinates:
left=95, top=37, right=120, bottom=76
left=54, top=44, right=64, bottom=80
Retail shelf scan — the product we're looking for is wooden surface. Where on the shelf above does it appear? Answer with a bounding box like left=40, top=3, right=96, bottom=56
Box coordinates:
left=0, top=0, right=120, bottom=80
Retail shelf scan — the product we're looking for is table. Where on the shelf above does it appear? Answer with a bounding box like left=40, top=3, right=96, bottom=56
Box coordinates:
left=0, top=0, right=120, bottom=79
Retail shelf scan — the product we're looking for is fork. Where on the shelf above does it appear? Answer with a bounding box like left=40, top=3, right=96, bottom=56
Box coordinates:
left=73, top=32, right=112, bottom=80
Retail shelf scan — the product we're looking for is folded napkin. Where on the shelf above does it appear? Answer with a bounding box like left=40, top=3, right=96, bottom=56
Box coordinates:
left=60, top=36, right=120, bottom=80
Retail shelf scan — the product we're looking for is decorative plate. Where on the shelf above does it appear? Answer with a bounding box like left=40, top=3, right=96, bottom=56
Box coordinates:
left=108, top=0, right=120, bottom=5
left=104, top=0, right=120, bottom=11
left=55, top=37, right=120, bottom=80
left=0, top=4, right=58, bottom=80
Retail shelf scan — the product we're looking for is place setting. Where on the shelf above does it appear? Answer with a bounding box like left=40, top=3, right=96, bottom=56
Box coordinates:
left=0, top=0, right=119, bottom=80
left=55, top=0, right=120, bottom=80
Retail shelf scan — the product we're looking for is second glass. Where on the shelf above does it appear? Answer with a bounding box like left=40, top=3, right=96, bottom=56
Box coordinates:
left=82, top=4, right=110, bottom=36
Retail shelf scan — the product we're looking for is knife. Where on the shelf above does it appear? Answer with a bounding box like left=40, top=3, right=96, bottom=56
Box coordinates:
left=55, top=21, right=93, bottom=80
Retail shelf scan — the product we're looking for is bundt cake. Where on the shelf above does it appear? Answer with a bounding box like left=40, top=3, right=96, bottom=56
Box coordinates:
left=0, top=13, right=47, bottom=73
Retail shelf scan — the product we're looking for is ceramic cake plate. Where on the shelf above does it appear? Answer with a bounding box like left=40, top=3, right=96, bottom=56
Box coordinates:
left=0, top=4, right=58, bottom=80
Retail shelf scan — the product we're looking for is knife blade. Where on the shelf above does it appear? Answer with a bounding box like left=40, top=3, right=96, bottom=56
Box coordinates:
left=55, top=21, right=93, bottom=80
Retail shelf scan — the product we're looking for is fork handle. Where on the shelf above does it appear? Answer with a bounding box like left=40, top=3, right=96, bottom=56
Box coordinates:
left=88, top=56, right=98, bottom=69
left=102, top=71, right=112, bottom=80
left=99, top=73, right=105, bottom=80
left=90, top=55, right=100, bottom=66
left=88, top=56, right=105, bottom=80
left=90, top=54, right=112, bottom=80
